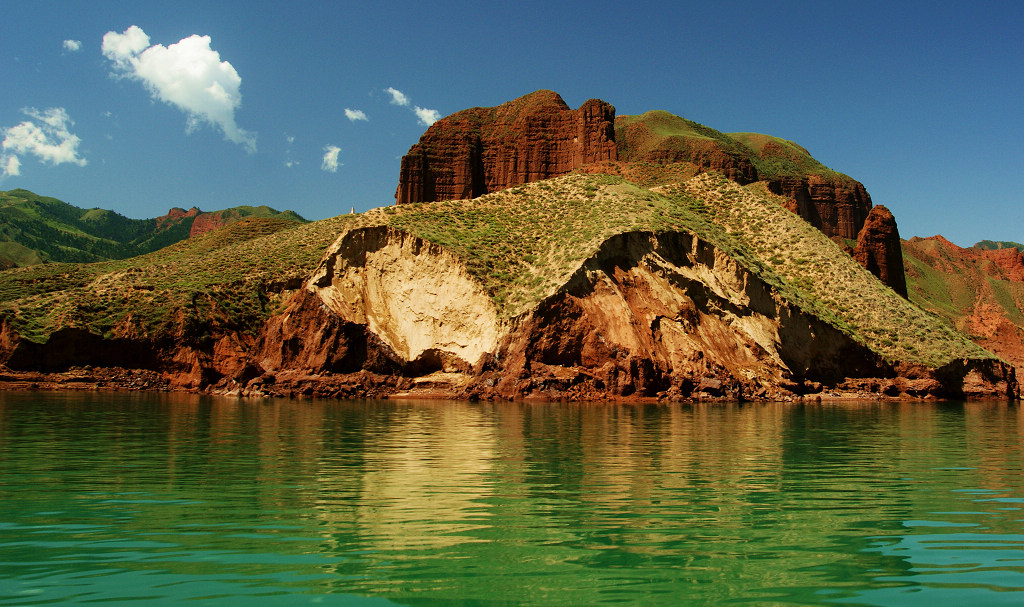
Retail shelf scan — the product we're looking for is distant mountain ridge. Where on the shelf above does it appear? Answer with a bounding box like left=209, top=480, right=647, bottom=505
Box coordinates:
left=0, top=189, right=306, bottom=268
left=975, top=240, right=1024, bottom=252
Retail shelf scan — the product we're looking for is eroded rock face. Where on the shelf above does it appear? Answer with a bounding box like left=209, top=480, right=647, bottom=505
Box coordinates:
left=853, top=205, right=908, bottom=297
left=395, top=90, right=617, bottom=203
left=190, top=213, right=230, bottom=237
left=767, top=175, right=872, bottom=240
left=0, top=225, right=1015, bottom=400
left=303, top=226, right=505, bottom=370
left=247, top=227, right=1015, bottom=401
left=474, top=230, right=885, bottom=401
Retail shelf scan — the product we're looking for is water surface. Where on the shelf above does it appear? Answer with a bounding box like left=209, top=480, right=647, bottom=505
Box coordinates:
left=1, top=392, right=1023, bottom=605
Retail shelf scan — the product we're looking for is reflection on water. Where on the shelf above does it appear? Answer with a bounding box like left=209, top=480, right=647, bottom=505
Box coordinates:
left=1, top=393, right=1024, bottom=605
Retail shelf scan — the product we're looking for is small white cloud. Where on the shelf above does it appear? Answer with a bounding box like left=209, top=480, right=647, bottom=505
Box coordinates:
left=414, top=106, right=441, bottom=126
left=344, top=108, right=368, bottom=122
left=3, top=154, right=21, bottom=177
left=385, top=87, right=409, bottom=106
left=284, top=160, right=298, bottom=168
left=322, top=145, right=341, bottom=172
left=1, top=107, right=87, bottom=178
left=285, top=133, right=295, bottom=144
left=63, top=39, right=82, bottom=52
left=102, top=25, right=256, bottom=152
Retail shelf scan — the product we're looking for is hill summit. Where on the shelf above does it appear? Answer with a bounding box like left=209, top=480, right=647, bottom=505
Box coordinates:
left=396, top=90, right=905, bottom=297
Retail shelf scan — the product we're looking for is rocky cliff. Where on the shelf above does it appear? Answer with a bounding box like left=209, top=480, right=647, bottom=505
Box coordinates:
left=395, top=93, right=906, bottom=296
left=396, top=90, right=616, bottom=204
left=853, top=205, right=908, bottom=298
left=0, top=175, right=1012, bottom=401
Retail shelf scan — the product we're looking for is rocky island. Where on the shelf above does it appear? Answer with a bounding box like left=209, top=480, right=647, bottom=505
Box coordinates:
left=0, top=91, right=1017, bottom=400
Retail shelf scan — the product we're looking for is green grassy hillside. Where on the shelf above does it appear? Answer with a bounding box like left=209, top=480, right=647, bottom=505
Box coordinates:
left=0, top=189, right=306, bottom=267
left=614, top=110, right=855, bottom=186
left=0, top=174, right=988, bottom=370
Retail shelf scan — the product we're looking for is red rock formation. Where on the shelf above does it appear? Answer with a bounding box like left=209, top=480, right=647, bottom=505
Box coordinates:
left=190, top=212, right=229, bottom=237
left=395, top=90, right=617, bottom=203
left=853, top=205, right=908, bottom=297
left=154, top=206, right=201, bottom=228
left=767, top=175, right=872, bottom=240
left=978, top=247, right=1024, bottom=282
left=903, top=236, right=1024, bottom=379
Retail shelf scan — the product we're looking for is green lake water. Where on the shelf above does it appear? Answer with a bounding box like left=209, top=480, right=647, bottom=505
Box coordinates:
left=1, top=392, right=1024, bottom=605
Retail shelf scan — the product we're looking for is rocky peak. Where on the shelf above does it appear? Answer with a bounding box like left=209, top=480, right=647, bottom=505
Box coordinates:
left=155, top=206, right=201, bottom=227
left=395, top=90, right=617, bottom=204
left=853, top=205, right=908, bottom=297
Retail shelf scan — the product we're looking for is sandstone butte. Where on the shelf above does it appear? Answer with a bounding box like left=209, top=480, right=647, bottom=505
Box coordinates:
left=396, top=90, right=905, bottom=295
left=0, top=93, right=1016, bottom=402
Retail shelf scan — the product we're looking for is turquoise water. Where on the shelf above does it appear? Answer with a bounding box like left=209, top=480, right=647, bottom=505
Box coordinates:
left=1, top=393, right=1024, bottom=605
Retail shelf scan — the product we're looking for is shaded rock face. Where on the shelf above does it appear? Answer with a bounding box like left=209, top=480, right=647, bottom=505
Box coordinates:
left=766, top=175, right=872, bottom=241
left=395, top=90, right=616, bottom=203
left=853, top=205, right=908, bottom=297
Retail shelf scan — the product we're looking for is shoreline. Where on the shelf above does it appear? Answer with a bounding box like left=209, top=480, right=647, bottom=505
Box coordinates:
left=0, top=366, right=1016, bottom=404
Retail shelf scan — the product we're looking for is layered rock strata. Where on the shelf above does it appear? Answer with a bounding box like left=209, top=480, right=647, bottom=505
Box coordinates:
left=396, top=91, right=905, bottom=295
left=395, top=90, right=616, bottom=203
left=247, top=227, right=1012, bottom=400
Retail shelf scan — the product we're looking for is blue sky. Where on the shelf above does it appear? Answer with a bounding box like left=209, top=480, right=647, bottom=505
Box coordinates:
left=2, top=1, right=1022, bottom=246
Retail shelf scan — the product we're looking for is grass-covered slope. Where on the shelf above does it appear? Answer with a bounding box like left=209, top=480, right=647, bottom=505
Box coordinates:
left=0, top=214, right=352, bottom=343
left=0, top=189, right=305, bottom=267
left=614, top=110, right=854, bottom=185
left=0, top=173, right=991, bottom=370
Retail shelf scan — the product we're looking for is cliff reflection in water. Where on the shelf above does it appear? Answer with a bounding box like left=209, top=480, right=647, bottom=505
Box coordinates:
left=2, top=393, right=1024, bottom=604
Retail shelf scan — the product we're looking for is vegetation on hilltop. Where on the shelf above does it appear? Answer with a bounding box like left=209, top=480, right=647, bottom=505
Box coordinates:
left=975, top=240, right=1024, bottom=251
left=902, top=237, right=1024, bottom=372
left=614, top=110, right=854, bottom=184
left=727, top=132, right=843, bottom=181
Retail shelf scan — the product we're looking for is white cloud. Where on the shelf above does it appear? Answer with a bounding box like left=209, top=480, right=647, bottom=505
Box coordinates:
left=322, top=145, right=341, bottom=172
left=344, top=108, right=368, bottom=122
left=284, top=160, right=298, bottom=168
left=414, top=106, right=441, bottom=126
left=101, top=25, right=149, bottom=69
left=385, top=86, right=440, bottom=126
left=1, top=107, right=87, bottom=178
left=63, top=39, right=82, bottom=52
left=102, top=25, right=256, bottom=152
left=385, top=87, right=409, bottom=106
